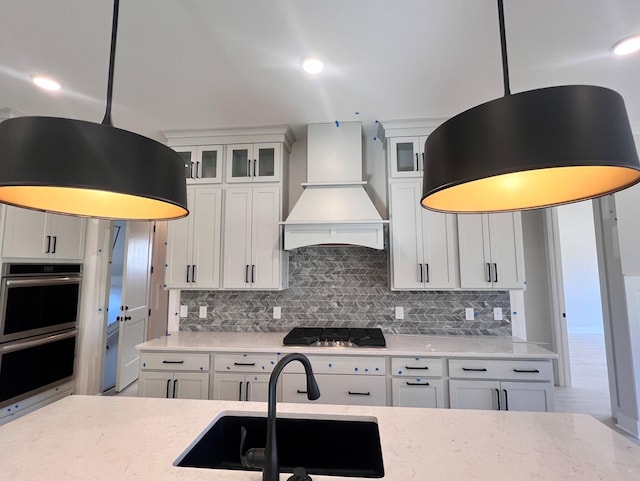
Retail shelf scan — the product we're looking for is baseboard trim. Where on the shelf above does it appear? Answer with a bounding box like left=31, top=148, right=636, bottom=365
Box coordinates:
left=616, top=411, right=640, bottom=439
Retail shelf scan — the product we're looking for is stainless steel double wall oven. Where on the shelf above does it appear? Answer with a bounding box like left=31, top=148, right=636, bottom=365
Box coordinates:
left=0, top=263, right=81, bottom=409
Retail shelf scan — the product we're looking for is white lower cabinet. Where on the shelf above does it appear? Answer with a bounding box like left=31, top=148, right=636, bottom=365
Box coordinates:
left=212, top=353, right=278, bottom=401
left=390, top=357, right=446, bottom=408
left=448, top=358, right=555, bottom=412
left=138, top=352, right=210, bottom=400
left=138, top=371, right=209, bottom=399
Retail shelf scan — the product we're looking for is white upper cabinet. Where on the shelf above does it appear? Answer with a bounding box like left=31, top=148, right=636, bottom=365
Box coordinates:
left=222, top=185, right=285, bottom=290
left=389, top=182, right=457, bottom=289
left=2, top=206, right=85, bottom=261
left=388, top=136, right=428, bottom=178
left=173, top=145, right=223, bottom=184
left=225, top=143, right=281, bottom=183
left=165, top=185, right=223, bottom=289
left=457, top=212, right=525, bottom=289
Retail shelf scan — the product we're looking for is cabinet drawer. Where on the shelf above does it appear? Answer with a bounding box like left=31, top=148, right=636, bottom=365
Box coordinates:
left=391, top=357, right=443, bottom=377
left=283, top=356, right=386, bottom=375
left=448, top=359, right=553, bottom=381
left=140, top=352, right=210, bottom=372
left=391, top=378, right=445, bottom=408
left=214, top=353, right=279, bottom=373
left=282, top=373, right=386, bottom=406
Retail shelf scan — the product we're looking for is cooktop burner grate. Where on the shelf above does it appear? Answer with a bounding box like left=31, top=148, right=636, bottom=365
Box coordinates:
left=283, top=327, right=386, bottom=348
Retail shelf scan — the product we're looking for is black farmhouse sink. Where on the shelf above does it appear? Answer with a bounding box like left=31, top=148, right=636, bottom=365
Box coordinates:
left=175, top=413, right=384, bottom=478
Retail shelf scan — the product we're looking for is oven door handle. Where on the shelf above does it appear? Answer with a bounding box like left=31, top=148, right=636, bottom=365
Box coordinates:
left=0, top=329, right=78, bottom=353
left=5, top=276, right=81, bottom=287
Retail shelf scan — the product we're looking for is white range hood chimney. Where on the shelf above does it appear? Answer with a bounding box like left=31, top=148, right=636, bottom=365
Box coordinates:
left=282, top=122, right=387, bottom=250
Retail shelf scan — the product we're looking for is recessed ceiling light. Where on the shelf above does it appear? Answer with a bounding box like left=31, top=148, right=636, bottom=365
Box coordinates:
left=612, top=34, right=640, bottom=56
left=302, top=57, right=324, bottom=74
left=32, top=75, right=61, bottom=91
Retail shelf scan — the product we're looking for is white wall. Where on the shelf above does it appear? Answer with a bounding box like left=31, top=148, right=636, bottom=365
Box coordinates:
left=557, top=201, right=604, bottom=334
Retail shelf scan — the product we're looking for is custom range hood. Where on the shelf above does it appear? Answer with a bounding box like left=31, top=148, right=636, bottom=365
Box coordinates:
left=282, top=122, right=387, bottom=250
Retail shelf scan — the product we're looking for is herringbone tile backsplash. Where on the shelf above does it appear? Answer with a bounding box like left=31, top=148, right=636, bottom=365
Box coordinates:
left=180, top=246, right=511, bottom=335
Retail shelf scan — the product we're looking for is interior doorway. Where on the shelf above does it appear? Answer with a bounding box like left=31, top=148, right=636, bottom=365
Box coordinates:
left=554, top=200, right=611, bottom=419
left=102, top=221, right=126, bottom=392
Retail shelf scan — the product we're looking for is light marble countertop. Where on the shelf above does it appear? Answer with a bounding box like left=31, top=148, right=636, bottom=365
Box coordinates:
left=1, top=395, right=638, bottom=480
left=136, top=331, right=557, bottom=359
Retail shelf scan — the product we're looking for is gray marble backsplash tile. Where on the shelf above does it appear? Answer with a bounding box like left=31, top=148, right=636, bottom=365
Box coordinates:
left=180, top=246, right=511, bottom=335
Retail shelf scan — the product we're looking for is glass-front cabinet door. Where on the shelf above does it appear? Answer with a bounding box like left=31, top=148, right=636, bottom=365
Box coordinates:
left=173, top=145, right=222, bottom=184
left=225, top=143, right=281, bottom=183
left=389, top=137, right=427, bottom=178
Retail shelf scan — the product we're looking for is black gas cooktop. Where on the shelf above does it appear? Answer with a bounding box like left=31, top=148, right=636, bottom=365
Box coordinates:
left=283, top=327, right=386, bottom=348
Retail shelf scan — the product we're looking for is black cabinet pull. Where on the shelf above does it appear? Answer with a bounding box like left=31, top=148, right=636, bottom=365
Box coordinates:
left=234, top=362, right=256, bottom=366
left=462, top=367, right=487, bottom=372
left=406, top=381, right=429, bottom=386
left=418, top=264, right=423, bottom=283
left=238, top=382, right=243, bottom=401
left=495, top=388, right=501, bottom=410
left=162, top=360, right=185, bottom=364
left=424, top=263, right=429, bottom=283
left=503, top=389, right=509, bottom=411
left=124, top=316, right=131, bottom=321
left=45, top=235, right=52, bottom=253
left=186, top=264, right=191, bottom=282
left=486, top=263, right=492, bottom=282
left=348, top=391, right=371, bottom=396
left=415, top=152, right=419, bottom=171
left=513, top=369, right=540, bottom=373
left=405, top=366, right=429, bottom=370
left=196, top=161, right=201, bottom=178
left=253, top=159, right=257, bottom=177
left=173, top=379, right=179, bottom=398
left=245, top=265, right=250, bottom=283
left=251, top=264, right=255, bottom=283
left=192, top=265, right=197, bottom=283
left=52, top=236, right=57, bottom=253
left=492, top=263, right=498, bottom=283
left=166, top=379, right=171, bottom=398
left=296, top=389, right=308, bottom=394
left=245, top=381, right=250, bottom=401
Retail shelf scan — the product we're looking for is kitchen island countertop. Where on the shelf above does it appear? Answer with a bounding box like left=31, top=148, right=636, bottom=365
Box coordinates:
left=136, top=331, right=557, bottom=359
left=0, top=395, right=638, bottom=480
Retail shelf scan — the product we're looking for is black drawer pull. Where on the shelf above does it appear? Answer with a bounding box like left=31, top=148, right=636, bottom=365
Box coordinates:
left=296, top=389, right=308, bottom=394
left=234, top=362, right=256, bottom=366
left=348, top=391, right=371, bottom=396
left=406, top=381, right=430, bottom=386
left=462, top=367, right=487, bottom=372
left=162, top=360, right=185, bottom=364
left=405, top=366, right=429, bottom=370
left=495, top=388, right=501, bottom=410
left=513, top=369, right=540, bottom=373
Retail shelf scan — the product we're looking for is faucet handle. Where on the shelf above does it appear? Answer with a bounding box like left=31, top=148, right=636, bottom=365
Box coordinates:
left=240, top=426, right=265, bottom=469
left=287, top=467, right=312, bottom=481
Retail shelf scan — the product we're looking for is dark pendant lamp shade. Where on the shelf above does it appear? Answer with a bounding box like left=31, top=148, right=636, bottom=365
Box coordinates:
left=421, top=85, right=640, bottom=213
left=0, top=0, right=188, bottom=221
left=0, top=116, right=188, bottom=220
left=421, top=1, right=640, bottom=213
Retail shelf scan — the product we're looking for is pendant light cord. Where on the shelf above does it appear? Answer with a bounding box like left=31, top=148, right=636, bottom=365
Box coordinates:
left=101, top=0, right=120, bottom=126
left=497, top=0, right=511, bottom=96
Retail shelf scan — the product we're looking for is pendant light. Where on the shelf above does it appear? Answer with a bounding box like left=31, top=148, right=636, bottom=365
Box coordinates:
left=0, top=0, right=188, bottom=220
left=421, top=0, right=640, bottom=213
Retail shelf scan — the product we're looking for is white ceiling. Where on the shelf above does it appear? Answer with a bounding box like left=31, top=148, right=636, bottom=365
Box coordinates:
left=2, top=0, right=640, bottom=142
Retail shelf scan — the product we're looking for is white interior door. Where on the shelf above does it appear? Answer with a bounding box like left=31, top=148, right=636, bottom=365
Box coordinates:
left=116, top=221, right=152, bottom=391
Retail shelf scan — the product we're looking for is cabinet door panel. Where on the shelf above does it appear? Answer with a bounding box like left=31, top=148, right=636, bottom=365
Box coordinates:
left=389, top=182, right=424, bottom=289
left=50, top=214, right=85, bottom=259
left=392, top=378, right=444, bottom=408
left=197, top=145, right=223, bottom=183
left=138, top=371, right=172, bottom=398
left=251, top=186, right=281, bottom=289
left=165, top=189, right=195, bottom=288
left=501, top=381, right=553, bottom=412
left=173, top=372, right=209, bottom=400
left=246, top=374, right=271, bottom=402
left=2, top=206, right=48, bottom=258
left=422, top=210, right=456, bottom=288
left=449, top=380, right=500, bottom=410
left=487, top=212, right=524, bottom=289
left=457, top=214, right=492, bottom=288
left=389, top=138, right=421, bottom=177
left=173, top=147, right=197, bottom=184
left=254, top=143, right=280, bottom=182
left=226, top=145, right=252, bottom=183
left=192, top=186, right=222, bottom=288
left=213, top=373, right=245, bottom=401
left=222, top=187, right=253, bottom=288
